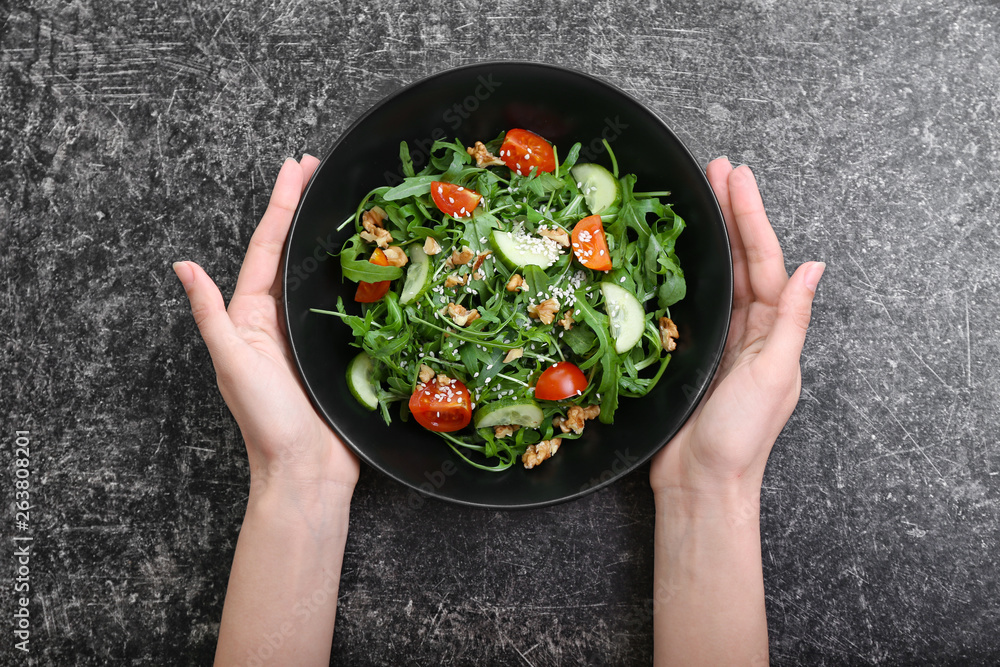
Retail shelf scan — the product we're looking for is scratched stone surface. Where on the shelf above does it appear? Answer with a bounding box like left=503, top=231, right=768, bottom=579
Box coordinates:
left=2, top=0, right=999, bottom=664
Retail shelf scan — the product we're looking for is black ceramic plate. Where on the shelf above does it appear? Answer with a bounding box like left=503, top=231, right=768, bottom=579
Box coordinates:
left=284, top=62, right=731, bottom=509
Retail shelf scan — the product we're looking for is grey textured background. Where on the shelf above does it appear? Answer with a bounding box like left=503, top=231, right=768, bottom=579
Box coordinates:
left=2, top=0, right=999, bottom=665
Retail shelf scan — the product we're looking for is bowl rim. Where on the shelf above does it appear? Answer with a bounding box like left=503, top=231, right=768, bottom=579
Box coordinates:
left=284, top=60, right=732, bottom=509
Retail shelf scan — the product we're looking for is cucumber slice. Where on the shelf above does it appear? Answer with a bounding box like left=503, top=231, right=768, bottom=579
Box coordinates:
left=600, top=282, right=646, bottom=354
left=473, top=398, right=545, bottom=429
left=400, top=244, right=431, bottom=305
left=570, top=163, right=620, bottom=214
left=346, top=352, right=379, bottom=411
left=490, top=228, right=561, bottom=269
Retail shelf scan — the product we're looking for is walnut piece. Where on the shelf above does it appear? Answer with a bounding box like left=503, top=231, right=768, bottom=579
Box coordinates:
left=436, top=374, right=452, bottom=387
left=557, top=310, right=575, bottom=330
left=418, top=364, right=435, bottom=384
left=362, top=206, right=387, bottom=228
left=423, top=236, right=442, bottom=255
left=382, top=246, right=408, bottom=268
left=445, top=245, right=476, bottom=269
left=503, top=348, right=524, bottom=363
left=473, top=251, right=492, bottom=272
left=538, top=226, right=570, bottom=247
left=506, top=274, right=525, bottom=292
left=522, top=438, right=562, bottom=469
left=494, top=424, right=521, bottom=439
left=659, top=317, right=679, bottom=352
left=466, top=141, right=505, bottom=168
left=360, top=206, right=393, bottom=248
left=554, top=405, right=601, bottom=435
left=527, top=298, right=560, bottom=325
left=446, top=302, right=480, bottom=327
left=444, top=273, right=469, bottom=288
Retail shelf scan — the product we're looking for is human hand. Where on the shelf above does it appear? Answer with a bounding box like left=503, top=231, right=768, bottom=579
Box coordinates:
left=649, top=158, right=824, bottom=503
left=174, top=156, right=360, bottom=504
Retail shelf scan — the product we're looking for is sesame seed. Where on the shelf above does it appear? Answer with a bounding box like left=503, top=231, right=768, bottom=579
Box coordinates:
left=448, top=197, right=454, bottom=203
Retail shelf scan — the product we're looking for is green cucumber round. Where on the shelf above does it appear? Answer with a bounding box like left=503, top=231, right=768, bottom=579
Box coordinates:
left=490, top=229, right=560, bottom=269
left=570, top=163, right=621, bottom=214
left=400, top=244, right=431, bottom=305
left=600, top=282, right=645, bottom=354
left=346, top=352, right=379, bottom=411
left=473, top=397, right=545, bottom=429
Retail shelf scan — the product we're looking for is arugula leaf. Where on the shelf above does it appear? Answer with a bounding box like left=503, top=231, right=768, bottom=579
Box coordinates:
left=383, top=175, right=437, bottom=201
left=399, top=141, right=415, bottom=178
left=339, top=235, right=404, bottom=283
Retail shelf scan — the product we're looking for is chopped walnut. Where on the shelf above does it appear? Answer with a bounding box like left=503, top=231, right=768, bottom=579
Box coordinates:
left=444, top=273, right=469, bottom=288
left=446, top=302, right=480, bottom=327
left=466, top=141, right=505, bottom=168
left=360, top=206, right=393, bottom=248
left=473, top=251, right=492, bottom=272
left=444, top=245, right=475, bottom=269
left=436, top=374, right=452, bottom=386
left=659, top=317, right=679, bottom=352
left=506, top=274, right=525, bottom=292
left=554, top=405, right=601, bottom=435
left=503, top=348, right=524, bottom=363
left=557, top=310, right=575, bottom=330
left=418, top=364, right=435, bottom=384
left=538, top=227, right=570, bottom=247
left=423, top=236, right=442, bottom=255
left=362, top=206, right=387, bottom=228
left=523, top=438, right=562, bottom=469
left=494, top=424, right=520, bottom=439
left=527, top=298, right=560, bottom=325
left=382, top=246, right=408, bottom=268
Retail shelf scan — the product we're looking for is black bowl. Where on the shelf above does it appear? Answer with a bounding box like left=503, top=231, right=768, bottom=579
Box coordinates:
left=284, top=62, right=731, bottom=509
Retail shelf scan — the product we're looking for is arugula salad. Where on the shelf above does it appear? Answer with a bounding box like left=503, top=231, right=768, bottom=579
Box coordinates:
left=313, top=128, right=686, bottom=472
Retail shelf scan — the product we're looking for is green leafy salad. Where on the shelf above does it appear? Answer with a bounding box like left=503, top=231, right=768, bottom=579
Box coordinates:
left=313, top=128, right=686, bottom=472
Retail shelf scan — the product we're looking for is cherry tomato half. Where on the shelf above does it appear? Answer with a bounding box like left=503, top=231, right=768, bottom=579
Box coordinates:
left=409, top=377, right=473, bottom=432
left=354, top=247, right=391, bottom=303
left=534, top=362, right=588, bottom=401
left=499, top=128, right=556, bottom=175
left=571, top=215, right=612, bottom=271
left=431, top=181, right=481, bottom=218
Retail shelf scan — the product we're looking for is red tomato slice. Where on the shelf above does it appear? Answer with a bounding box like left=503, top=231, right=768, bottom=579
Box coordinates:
left=409, top=377, right=473, bottom=432
left=354, top=248, right=392, bottom=303
left=431, top=181, right=481, bottom=218
left=534, top=362, right=588, bottom=401
left=499, top=128, right=556, bottom=175
left=571, top=215, right=612, bottom=271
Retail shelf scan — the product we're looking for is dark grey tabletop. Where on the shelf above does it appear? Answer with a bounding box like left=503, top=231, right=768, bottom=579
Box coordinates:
left=3, top=1, right=999, bottom=665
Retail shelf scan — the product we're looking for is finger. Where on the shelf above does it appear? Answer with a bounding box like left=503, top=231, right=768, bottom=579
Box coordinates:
left=758, top=261, right=825, bottom=375
left=707, top=157, right=752, bottom=307
left=233, top=158, right=304, bottom=299
left=173, top=261, right=236, bottom=354
left=299, top=153, right=321, bottom=194
left=729, top=165, right=788, bottom=306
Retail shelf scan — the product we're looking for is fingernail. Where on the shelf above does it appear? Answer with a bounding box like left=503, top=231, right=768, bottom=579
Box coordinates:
left=718, top=155, right=729, bottom=163
left=804, top=262, right=826, bottom=292
left=172, top=261, right=193, bottom=288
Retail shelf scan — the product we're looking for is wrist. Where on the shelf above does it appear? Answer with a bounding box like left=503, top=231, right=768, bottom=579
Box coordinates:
left=247, top=474, right=355, bottom=535
left=653, top=475, right=762, bottom=526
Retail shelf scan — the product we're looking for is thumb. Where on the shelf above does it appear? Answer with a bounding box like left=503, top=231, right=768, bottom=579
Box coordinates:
left=173, top=261, right=235, bottom=355
left=758, top=261, right=825, bottom=373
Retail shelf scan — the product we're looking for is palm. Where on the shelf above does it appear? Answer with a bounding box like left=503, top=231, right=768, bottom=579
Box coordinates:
left=179, top=157, right=359, bottom=489
left=650, top=160, right=820, bottom=494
